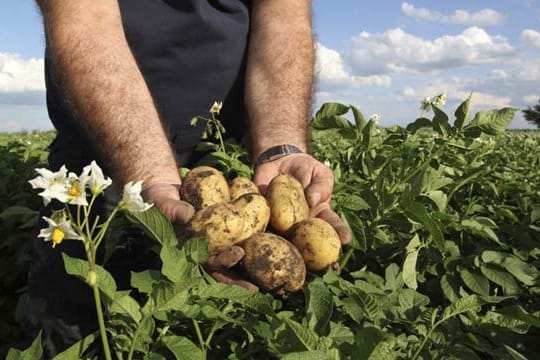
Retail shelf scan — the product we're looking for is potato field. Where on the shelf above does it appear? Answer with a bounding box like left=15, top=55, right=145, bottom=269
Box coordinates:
left=2, top=98, right=540, bottom=359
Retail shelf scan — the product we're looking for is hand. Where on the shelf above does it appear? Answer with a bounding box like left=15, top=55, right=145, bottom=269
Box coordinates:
left=254, top=154, right=352, bottom=245
left=205, top=247, right=259, bottom=291
left=142, top=183, right=258, bottom=291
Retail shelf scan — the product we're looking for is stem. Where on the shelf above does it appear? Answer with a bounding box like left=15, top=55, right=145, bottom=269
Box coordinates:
left=192, top=319, right=206, bottom=353
left=93, top=283, right=112, bottom=360
left=127, top=320, right=144, bottom=360
left=411, top=319, right=442, bottom=360
left=338, top=246, right=355, bottom=274
left=95, top=206, right=120, bottom=248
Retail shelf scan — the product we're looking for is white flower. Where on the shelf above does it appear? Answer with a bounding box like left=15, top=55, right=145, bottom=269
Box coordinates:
left=29, top=166, right=69, bottom=205
left=80, top=161, right=112, bottom=195
left=39, top=216, right=82, bottom=248
left=432, top=92, right=447, bottom=106
left=209, top=101, right=223, bottom=115
left=369, top=113, right=380, bottom=124
left=29, top=165, right=89, bottom=206
left=38, top=172, right=89, bottom=206
left=420, top=97, right=432, bottom=111
left=120, top=181, right=153, bottom=212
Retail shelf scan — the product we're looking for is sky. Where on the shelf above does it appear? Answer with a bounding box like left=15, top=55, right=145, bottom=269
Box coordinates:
left=0, top=1, right=539, bottom=132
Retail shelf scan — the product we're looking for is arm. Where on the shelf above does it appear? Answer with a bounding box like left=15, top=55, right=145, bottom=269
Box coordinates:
left=245, top=0, right=313, bottom=158
left=36, top=0, right=192, bottom=222
left=246, top=0, right=351, bottom=244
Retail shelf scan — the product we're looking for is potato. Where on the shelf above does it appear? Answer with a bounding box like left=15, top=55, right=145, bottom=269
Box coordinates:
left=242, top=233, right=306, bottom=293
left=229, top=176, right=259, bottom=200
left=181, top=166, right=230, bottom=210
left=186, top=202, right=245, bottom=254
left=288, top=218, right=341, bottom=271
left=232, top=193, right=270, bottom=240
left=266, top=174, right=309, bottom=234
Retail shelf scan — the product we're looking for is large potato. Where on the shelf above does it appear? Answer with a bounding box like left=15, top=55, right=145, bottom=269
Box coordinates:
left=229, top=176, right=259, bottom=200
left=181, top=166, right=230, bottom=210
left=186, top=202, right=245, bottom=254
left=266, top=174, right=309, bottom=234
left=242, top=233, right=306, bottom=293
left=232, top=193, right=270, bottom=240
left=288, top=218, right=341, bottom=271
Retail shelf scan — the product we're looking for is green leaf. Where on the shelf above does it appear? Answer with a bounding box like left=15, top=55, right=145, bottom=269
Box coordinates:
left=131, top=270, right=164, bottom=294
left=461, top=218, right=501, bottom=245
left=423, top=190, right=447, bottom=212
left=160, top=242, right=201, bottom=283
left=464, top=107, right=517, bottom=136
left=110, top=294, right=142, bottom=323
left=480, top=265, right=521, bottom=295
left=183, top=237, right=209, bottom=265
left=354, top=327, right=396, bottom=360
left=406, top=117, right=432, bottom=133
left=6, top=330, right=42, bottom=360
left=53, top=332, right=98, bottom=360
left=0, top=205, right=38, bottom=219
left=440, top=275, right=461, bottom=302
left=460, top=268, right=490, bottom=296
left=281, top=316, right=320, bottom=352
left=126, top=207, right=177, bottom=247
left=454, top=93, right=471, bottom=129
left=311, top=103, right=353, bottom=130
left=402, top=234, right=422, bottom=290
left=351, top=105, right=367, bottom=130
left=282, top=351, right=332, bottom=360
left=498, top=305, right=540, bottom=329
left=481, top=251, right=540, bottom=286
left=194, top=282, right=274, bottom=315
left=306, top=278, right=333, bottom=334
left=160, top=336, right=205, bottom=360
left=61, top=253, right=117, bottom=300
left=404, top=202, right=444, bottom=249
left=432, top=105, right=450, bottom=137
left=440, top=295, right=485, bottom=322
left=339, top=194, right=370, bottom=211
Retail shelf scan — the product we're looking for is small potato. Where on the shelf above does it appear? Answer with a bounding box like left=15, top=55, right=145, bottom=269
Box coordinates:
left=242, top=233, right=306, bottom=293
left=186, top=202, right=245, bottom=254
left=181, top=166, right=230, bottom=210
left=266, top=175, right=309, bottom=235
left=232, top=193, right=270, bottom=240
left=229, top=176, right=259, bottom=200
left=289, top=218, right=341, bottom=271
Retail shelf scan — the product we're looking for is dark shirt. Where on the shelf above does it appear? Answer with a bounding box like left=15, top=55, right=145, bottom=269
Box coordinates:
left=45, top=0, right=251, bottom=168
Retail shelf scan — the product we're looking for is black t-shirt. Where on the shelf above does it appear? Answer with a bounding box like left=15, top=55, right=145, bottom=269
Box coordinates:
left=45, top=0, right=251, bottom=168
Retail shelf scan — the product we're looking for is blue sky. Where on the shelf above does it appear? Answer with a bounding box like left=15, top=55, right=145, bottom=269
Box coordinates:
left=1, top=1, right=539, bottom=131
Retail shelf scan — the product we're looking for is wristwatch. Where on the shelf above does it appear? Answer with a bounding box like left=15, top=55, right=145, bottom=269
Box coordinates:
left=255, top=144, right=304, bottom=167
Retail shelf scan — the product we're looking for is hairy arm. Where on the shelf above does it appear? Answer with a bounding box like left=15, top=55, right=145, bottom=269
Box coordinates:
left=36, top=0, right=181, bottom=197
left=245, top=0, right=314, bottom=158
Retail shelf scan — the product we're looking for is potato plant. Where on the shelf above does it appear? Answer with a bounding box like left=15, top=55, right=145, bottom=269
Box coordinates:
left=4, top=99, right=540, bottom=360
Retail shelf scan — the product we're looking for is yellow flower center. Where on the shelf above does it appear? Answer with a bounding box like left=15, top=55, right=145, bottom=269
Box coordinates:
left=51, top=227, right=65, bottom=247
left=68, top=181, right=81, bottom=198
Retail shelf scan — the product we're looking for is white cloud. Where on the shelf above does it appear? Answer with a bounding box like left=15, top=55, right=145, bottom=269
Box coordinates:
left=344, top=27, right=515, bottom=75
left=315, top=43, right=391, bottom=88
left=520, top=29, right=540, bottom=48
left=490, top=69, right=510, bottom=79
left=401, top=78, right=512, bottom=108
left=0, top=52, right=45, bottom=92
left=401, top=2, right=503, bottom=25
left=523, top=95, right=539, bottom=104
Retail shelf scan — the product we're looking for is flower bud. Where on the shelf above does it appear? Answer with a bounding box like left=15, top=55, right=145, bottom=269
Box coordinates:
left=87, top=270, right=98, bottom=286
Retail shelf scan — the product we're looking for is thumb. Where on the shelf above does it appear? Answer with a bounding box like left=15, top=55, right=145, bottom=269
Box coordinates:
left=156, top=198, right=195, bottom=224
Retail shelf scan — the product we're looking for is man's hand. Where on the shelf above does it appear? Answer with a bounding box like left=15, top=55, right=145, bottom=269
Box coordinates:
left=142, top=183, right=258, bottom=291
left=254, top=154, right=352, bottom=245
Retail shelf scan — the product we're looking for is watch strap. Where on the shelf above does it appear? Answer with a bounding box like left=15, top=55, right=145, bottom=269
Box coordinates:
left=255, top=144, right=304, bottom=167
